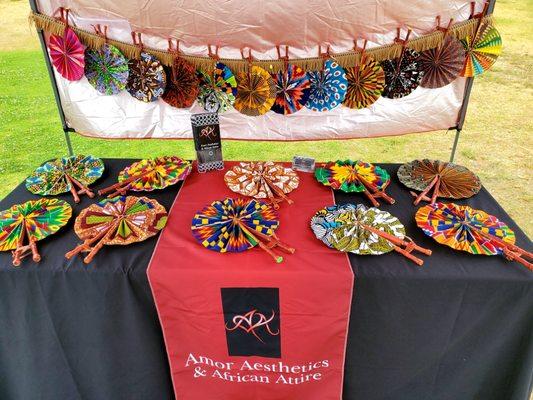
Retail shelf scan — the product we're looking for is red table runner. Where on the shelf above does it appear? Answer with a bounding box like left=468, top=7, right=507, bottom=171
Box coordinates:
left=148, top=162, right=354, bottom=400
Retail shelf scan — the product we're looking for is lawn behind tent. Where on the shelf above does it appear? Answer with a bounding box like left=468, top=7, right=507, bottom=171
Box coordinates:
left=0, top=0, right=531, bottom=237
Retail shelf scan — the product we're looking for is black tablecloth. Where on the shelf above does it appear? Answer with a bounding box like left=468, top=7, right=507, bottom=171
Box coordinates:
left=0, top=159, right=531, bottom=400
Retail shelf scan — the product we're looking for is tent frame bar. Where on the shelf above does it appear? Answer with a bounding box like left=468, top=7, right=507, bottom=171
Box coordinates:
left=30, top=0, right=496, bottom=161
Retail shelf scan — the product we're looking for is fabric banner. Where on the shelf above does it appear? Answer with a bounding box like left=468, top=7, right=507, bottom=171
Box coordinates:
left=147, top=162, right=354, bottom=399
left=34, top=0, right=485, bottom=140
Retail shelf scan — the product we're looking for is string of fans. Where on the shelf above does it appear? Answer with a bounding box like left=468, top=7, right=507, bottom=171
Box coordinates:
left=33, top=3, right=501, bottom=116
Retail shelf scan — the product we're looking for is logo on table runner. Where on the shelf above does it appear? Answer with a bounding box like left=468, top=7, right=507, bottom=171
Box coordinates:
left=221, top=288, right=281, bottom=358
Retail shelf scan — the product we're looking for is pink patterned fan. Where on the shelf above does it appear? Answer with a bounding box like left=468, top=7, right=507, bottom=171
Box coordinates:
left=48, top=8, right=85, bottom=81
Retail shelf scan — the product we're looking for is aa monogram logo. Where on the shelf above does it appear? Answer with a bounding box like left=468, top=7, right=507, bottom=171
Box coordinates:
left=225, top=309, right=280, bottom=343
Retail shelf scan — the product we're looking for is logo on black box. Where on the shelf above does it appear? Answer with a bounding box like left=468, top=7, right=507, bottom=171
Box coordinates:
left=221, top=288, right=281, bottom=358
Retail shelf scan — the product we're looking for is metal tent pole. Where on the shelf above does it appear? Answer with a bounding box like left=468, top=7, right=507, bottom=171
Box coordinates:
left=450, top=0, right=497, bottom=163
left=28, top=0, right=74, bottom=156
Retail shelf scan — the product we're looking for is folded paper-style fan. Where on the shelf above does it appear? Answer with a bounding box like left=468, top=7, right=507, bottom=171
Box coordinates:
left=48, top=8, right=84, bottom=81
left=381, top=30, right=424, bottom=99
left=162, top=40, right=199, bottom=108
left=397, top=159, right=481, bottom=205
left=416, top=202, right=531, bottom=270
left=26, top=155, right=104, bottom=203
left=311, top=204, right=431, bottom=265
left=234, top=64, right=277, bottom=116
left=127, top=50, right=167, bottom=102
left=224, top=162, right=299, bottom=208
left=85, top=43, right=129, bottom=95
left=420, top=19, right=466, bottom=89
left=0, top=199, right=72, bottom=266
left=191, top=198, right=294, bottom=263
left=66, top=196, right=167, bottom=264
left=271, top=59, right=311, bottom=115
left=343, top=40, right=385, bottom=109
left=197, top=62, right=238, bottom=113
left=305, top=59, right=347, bottom=111
left=98, top=157, right=191, bottom=198
left=461, top=19, right=502, bottom=77
left=315, top=160, right=395, bottom=206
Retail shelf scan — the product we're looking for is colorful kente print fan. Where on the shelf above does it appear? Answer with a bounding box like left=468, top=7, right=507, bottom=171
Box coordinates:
left=66, top=196, right=167, bottom=264
left=234, top=66, right=277, bottom=116
left=397, top=159, right=481, bottom=205
left=85, top=44, right=129, bottom=95
left=224, top=162, right=299, bottom=208
left=98, top=157, right=191, bottom=198
left=343, top=55, right=385, bottom=109
left=197, top=62, right=238, bottom=113
left=0, top=199, right=72, bottom=266
left=416, top=202, right=531, bottom=270
left=271, top=64, right=311, bottom=115
left=311, top=204, right=431, bottom=265
left=26, top=155, right=104, bottom=203
left=191, top=198, right=294, bottom=263
left=315, top=160, right=395, bottom=206
left=127, top=52, right=167, bottom=102
left=305, top=59, right=347, bottom=111
left=381, top=48, right=424, bottom=99
left=461, top=20, right=502, bottom=77
left=48, top=8, right=85, bottom=81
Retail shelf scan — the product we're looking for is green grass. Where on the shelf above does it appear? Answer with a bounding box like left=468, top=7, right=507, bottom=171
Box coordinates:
left=0, top=0, right=531, bottom=237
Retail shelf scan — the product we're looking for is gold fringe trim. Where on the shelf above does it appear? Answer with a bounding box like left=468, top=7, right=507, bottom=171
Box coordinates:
left=29, top=11, right=494, bottom=73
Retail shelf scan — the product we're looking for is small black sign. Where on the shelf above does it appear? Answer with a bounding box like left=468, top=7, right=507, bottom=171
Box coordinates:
left=191, top=112, right=224, bottom=172
left=221, top=288, right=281, bottom=358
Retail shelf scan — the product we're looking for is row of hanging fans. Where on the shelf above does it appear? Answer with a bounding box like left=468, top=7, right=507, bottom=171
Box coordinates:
left=0, top=155, right=191, bottom=266
left=190, top=160, right=531, bottom=269
left=47, top=7, right=502, bottom=116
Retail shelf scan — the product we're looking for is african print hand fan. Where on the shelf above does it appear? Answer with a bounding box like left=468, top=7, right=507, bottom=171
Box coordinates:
left=305, top=59, right=347, bottom=112
left=127, top=52, right=167, bottom=102
left=397, top=159, right=481, bottom=205
left=48, top=9, right=84, bottom=81
left=191, top=198, right=294, bottom=263
left=234, top=65, right=276, bottom=116
left=98, top=157, right=191, bottom=198
left=197, top=62, right=237, bottom=113
left=162, top=60, right=199, bottom=108
left=85, top=43, right=129, bottom=95
left=0, top=199, right=72, bottom=266
left=381, top=48, right=423, bottom=99
left=420, top=35, right=466, bottom=89
left=416, top=202, right=532, bottom=270
left=315, top=160, right=395, bottom=206
left=461, top=20, right=502, bottom=77
left=343, top=41, right=385, bottom=109
left=66, top=196, right=167, bottom=264
left=271, top=64, right=311, bottom=115
left=224, top=162, right=299, bottom=209
left=25, top=155, right=104, bottom=203
left=311, top=204, right=431, bottom=265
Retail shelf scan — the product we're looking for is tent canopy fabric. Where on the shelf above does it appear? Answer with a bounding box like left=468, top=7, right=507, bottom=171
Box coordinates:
left=35, top=0, right=487, bottom=140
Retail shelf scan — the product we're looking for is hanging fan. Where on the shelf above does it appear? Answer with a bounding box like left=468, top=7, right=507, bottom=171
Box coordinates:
left=461, top=19, right=502, bottom=77
left=311, top=204, right=431, bottom=265
left=66, top=196, right=167, bottom=264
left=191, top=197, right=294, bottom=263
left=98, top=157, right=191, bottom=198
left=48, top=8, right=85, bottom=81
left=85, top=43, right=129, bottom=95
left=127, top=52, right=167, bottom=102
left=0, top=199, right=72, bottom=266
left=343, top=40, right=385, bottom=109
left=416, top=202, right=531, bottom=270
left=397, top=159, right=481, bottom=205
left=224, top=162, right=299, bottom=208
left=25, top=155, right=104, bottom=203
left=162, top=40, right=199, bottom=108
left=305, top=58, right=347, bottom=111
left=315, top=160, right=395, bottom=206
left=234, top=63, right=277, bottom=116
left=197, top=62, right=238, bottom=113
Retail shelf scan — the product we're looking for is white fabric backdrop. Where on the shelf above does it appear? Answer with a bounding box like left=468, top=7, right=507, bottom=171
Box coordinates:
left=35, top=0, right=485, bottom=140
